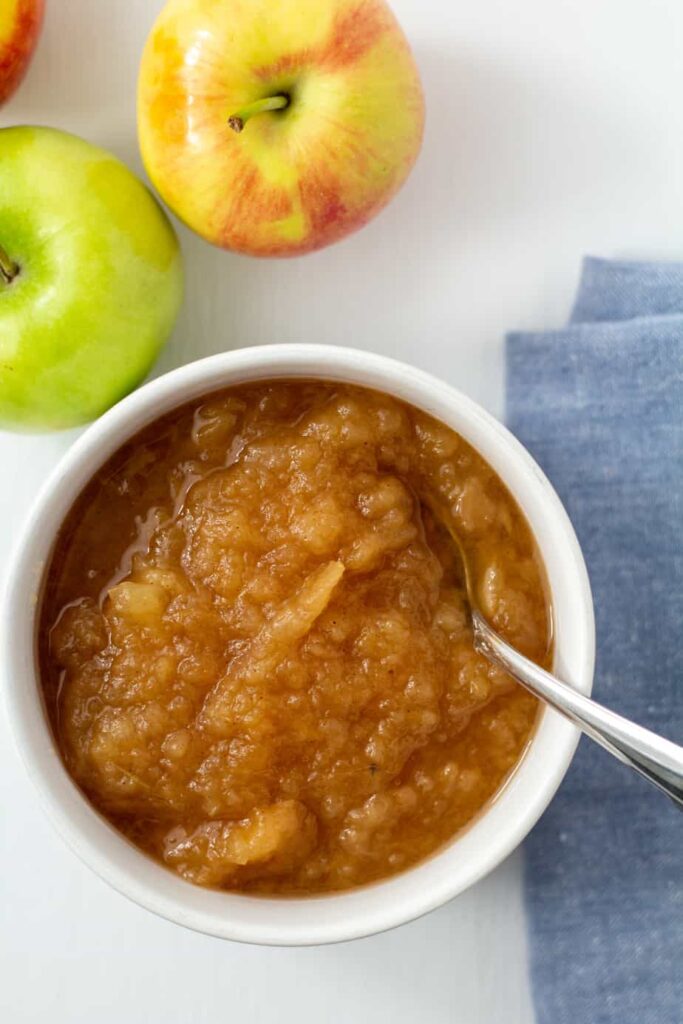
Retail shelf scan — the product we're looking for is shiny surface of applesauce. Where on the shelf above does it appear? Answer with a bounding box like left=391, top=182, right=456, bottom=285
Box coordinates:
left=40, top=382, right=550, bottom=894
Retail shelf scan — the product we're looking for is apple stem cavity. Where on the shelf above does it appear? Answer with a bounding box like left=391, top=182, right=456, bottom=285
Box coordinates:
left=228, top=95, right=290, bottom=133
left=0, top=242, right=18, bottom=284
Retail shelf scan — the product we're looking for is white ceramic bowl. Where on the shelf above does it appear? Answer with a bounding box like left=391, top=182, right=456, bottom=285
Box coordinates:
left=2, top=345, right=595, bottom=945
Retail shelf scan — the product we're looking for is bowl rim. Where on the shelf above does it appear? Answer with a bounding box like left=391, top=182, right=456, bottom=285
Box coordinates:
left=2, top=344, right=595, bottom=945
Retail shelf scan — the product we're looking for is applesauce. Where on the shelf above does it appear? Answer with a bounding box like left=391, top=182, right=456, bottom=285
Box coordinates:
left=40, top=381, right=550, bottom=894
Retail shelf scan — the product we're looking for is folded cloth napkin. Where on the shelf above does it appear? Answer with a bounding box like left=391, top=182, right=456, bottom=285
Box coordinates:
left=506, top=258, right=683, bottom=1024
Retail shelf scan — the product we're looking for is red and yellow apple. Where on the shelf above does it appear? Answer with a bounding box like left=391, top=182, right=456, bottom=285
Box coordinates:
left=0, top=0, right=44, bottom=105
left=138, top=0, right=424, bottom=257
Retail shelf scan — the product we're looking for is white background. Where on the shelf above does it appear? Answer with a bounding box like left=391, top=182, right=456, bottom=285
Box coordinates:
left=2, top=1, right=683, bottom=1021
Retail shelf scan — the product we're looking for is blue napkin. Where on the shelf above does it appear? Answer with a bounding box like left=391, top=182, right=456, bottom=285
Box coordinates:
left=506, top=257, right=683, bottom=1024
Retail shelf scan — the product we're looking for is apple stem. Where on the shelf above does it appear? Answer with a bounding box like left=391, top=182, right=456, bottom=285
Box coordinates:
left=0, top=242, right=18, bottom=284
left=228, top=95, right=289, bottom=133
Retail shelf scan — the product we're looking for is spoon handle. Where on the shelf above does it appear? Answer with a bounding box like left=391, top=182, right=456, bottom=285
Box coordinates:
left=473, top=613, right=683, bottom=808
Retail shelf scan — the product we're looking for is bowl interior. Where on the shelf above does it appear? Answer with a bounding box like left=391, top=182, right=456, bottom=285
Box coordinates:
left=3, top=345, right=595, bottom=944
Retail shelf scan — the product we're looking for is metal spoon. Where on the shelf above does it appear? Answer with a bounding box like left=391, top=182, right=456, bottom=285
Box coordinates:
left=443, top=513, right=683, bottom=808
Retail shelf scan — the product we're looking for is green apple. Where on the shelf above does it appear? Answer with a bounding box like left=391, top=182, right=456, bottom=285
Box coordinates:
left=0, top=126, right=183, bottom=431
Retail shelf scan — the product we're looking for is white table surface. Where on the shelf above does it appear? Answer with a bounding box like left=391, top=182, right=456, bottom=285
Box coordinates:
left=2, top=2, right=683, bottom=1021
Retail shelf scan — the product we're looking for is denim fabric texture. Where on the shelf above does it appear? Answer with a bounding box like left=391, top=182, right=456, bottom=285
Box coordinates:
left=506, top=258, right=683, bottom=1024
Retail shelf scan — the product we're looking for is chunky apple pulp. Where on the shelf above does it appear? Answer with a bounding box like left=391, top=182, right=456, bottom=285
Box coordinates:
left=40, top=381, right=550, bottom=894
